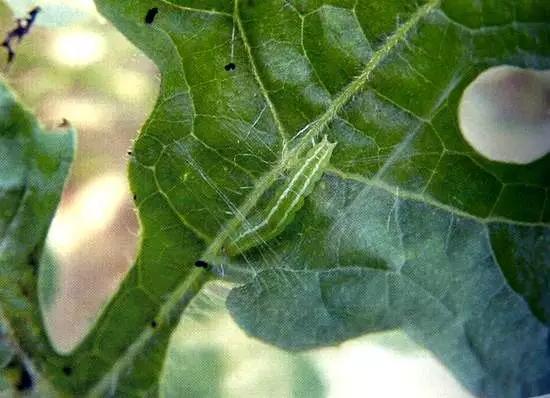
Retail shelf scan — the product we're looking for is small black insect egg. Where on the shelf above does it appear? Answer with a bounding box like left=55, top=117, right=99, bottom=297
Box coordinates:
left=144, top=7, right=159, bottom=24
left=224, top=62, right=236, bottom=72
left=194, top=260, right=209, bottom=269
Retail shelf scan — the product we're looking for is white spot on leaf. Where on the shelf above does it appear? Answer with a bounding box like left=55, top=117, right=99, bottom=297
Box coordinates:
left=458, top=65, right=550, bottom=164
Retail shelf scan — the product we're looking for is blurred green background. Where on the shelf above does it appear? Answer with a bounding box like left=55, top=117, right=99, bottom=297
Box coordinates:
left=0, top=2, right=475, bottom=397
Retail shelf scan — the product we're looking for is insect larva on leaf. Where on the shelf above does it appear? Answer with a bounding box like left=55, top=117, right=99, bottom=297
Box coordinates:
left=223, top=136, right=336, bottom=256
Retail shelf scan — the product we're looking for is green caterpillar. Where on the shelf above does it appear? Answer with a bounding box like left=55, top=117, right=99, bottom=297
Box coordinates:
left=224, top=136, right=336, bottom=256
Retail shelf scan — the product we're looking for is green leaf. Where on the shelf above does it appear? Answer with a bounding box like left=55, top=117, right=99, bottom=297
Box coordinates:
left=3, top=0, right=544, bottom=395
left=0, top=79, right=74, bottom=393
left=0, top=79, right=193, bottom=397
left=89, top=0, right=549, bottom=396
left=227, top=182, right=550, bottom=396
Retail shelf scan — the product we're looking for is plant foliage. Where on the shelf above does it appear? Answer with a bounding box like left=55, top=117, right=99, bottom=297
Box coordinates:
left=0, top=0, right=549, bottom=396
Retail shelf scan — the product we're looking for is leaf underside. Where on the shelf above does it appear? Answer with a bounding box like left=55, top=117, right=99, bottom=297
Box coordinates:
left=1, top=0, right=549, bottom=396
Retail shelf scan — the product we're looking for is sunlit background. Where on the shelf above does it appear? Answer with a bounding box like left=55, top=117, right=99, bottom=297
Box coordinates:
left=0, top=1, right=474, bottom=396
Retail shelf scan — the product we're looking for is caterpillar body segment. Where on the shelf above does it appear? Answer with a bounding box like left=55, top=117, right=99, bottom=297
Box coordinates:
left=224, top=136, right=336, bottom=256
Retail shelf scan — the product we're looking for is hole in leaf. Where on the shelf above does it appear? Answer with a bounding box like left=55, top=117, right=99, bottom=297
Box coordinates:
left=62, top=366, right=73, bottom=376
left=150, top=320, right=158, bottom=328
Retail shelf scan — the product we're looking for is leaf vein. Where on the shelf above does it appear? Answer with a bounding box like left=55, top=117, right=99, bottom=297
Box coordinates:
left=159, top=0, right=232, bottom=18
left=234, top=0, right=289, bottom=146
